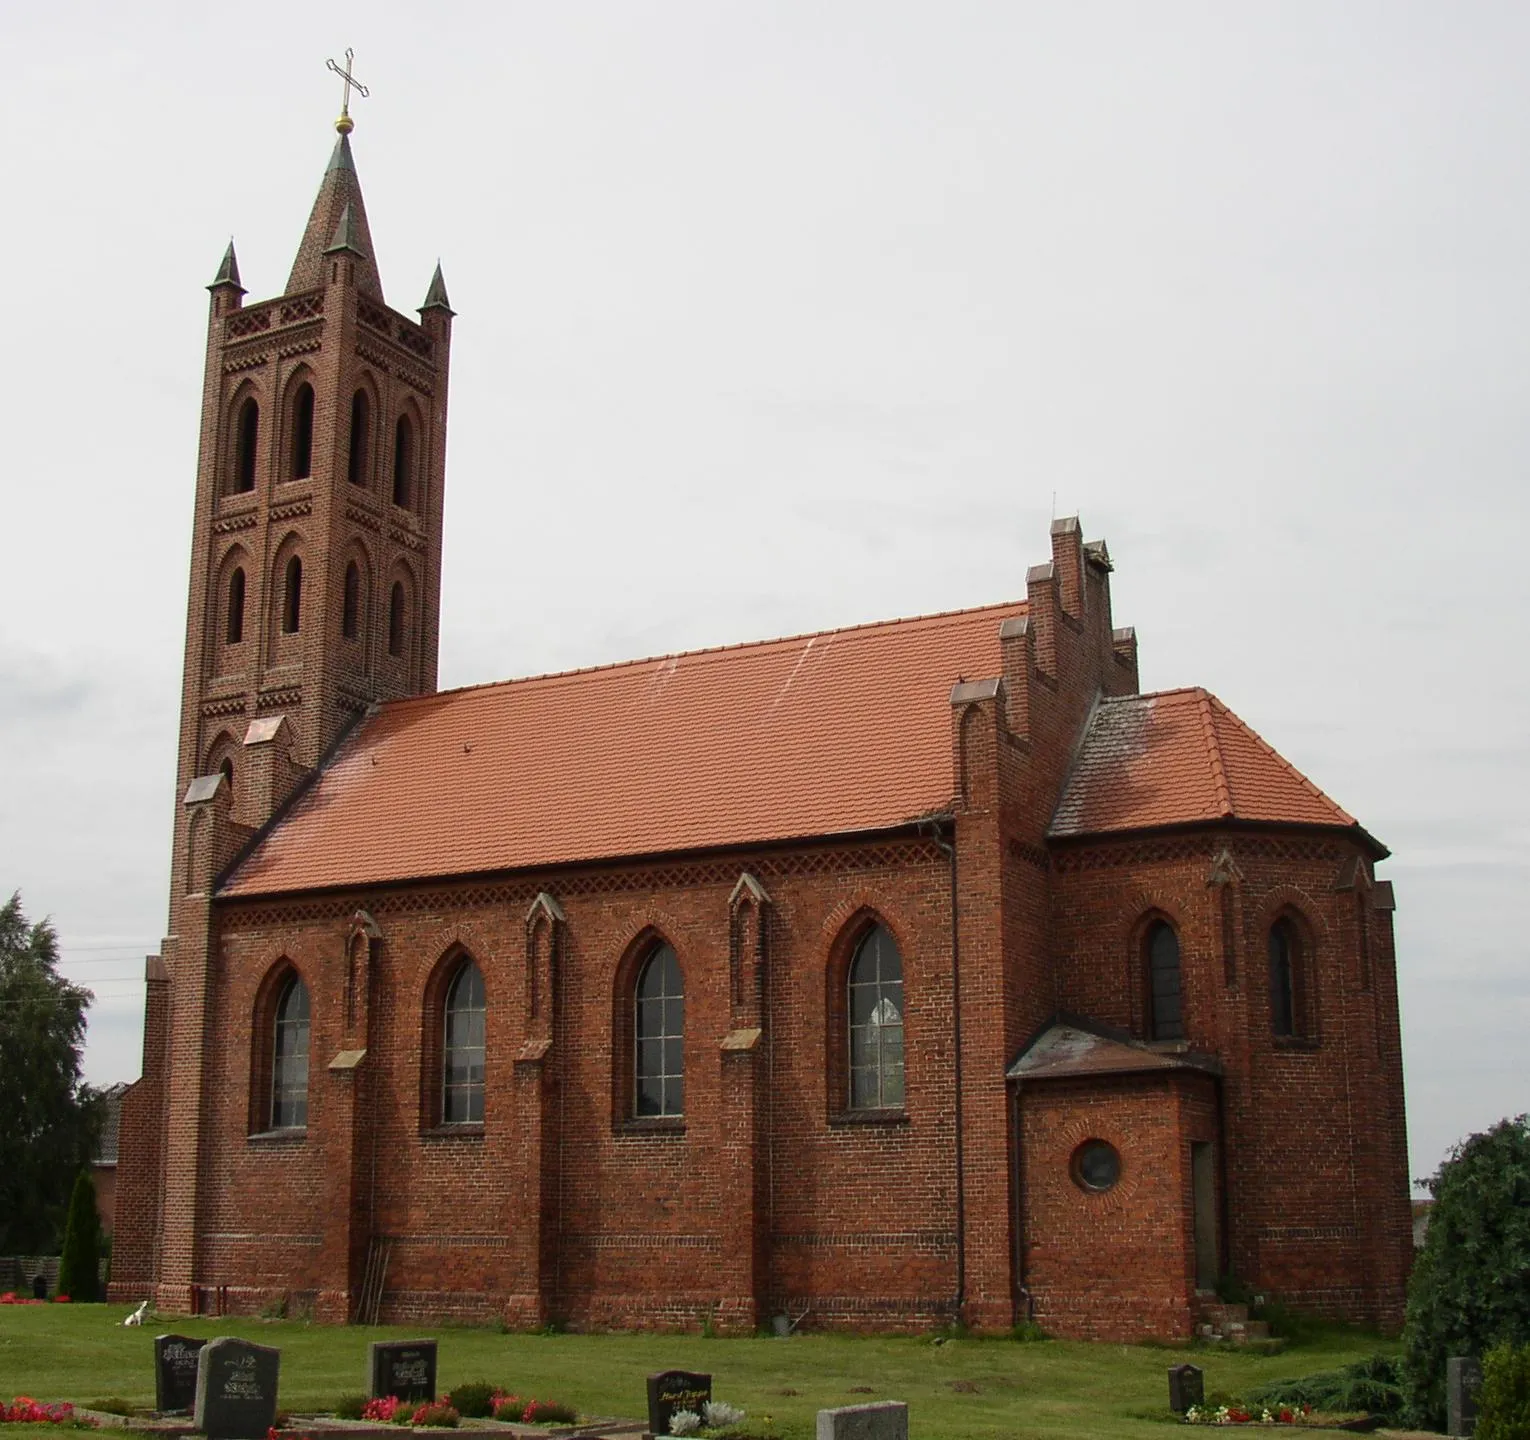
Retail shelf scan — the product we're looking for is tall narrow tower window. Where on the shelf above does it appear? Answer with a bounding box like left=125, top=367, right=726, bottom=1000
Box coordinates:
left=283, top=556, right=303, bottom=634
left=233, top=398, right=259, bottom=494
left=1145, top=920, right=1184, bottom=1041
left=347, top=390, right=369, bottom=486
left=226, top=567, right=246, bottom=645
left=342, top=562, right=361, bottom=639
left=388, top=581, right=406, bottom=656
left=290, top=383, right=315, bottom=480
left=392, top=415, right=413, bottom=508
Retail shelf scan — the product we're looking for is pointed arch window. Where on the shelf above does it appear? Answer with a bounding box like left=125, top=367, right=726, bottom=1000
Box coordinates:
left=1145, top=920, right=1184, bottom=1041
left=1269, top=918, right=1302, bottom=1038
left=388, top=581, right=406, bottom=657
left=282, top=556, right=303, bottom=634
left=290, top=382, right=315, bottom=480
left=232, top=398, right=258, bottom=494
left=219, top=756, right=235, bottom=795
left=392, top=414, right=414, bottom=508
left=226, top=567, right=246, bottom=644
left=442, top=960, right=486, bottom=1124
left=347, top=390, right=370, bottom=487
left=270, top=976, right=310, bottom=1130
left=635, top=944, right=684, bottom=1117
left=342, top=562, right=361, bottom=640
left=848, top=924, right=904, bottom=1110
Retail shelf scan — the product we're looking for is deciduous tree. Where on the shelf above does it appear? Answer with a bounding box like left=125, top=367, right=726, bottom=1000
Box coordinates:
left=1403, top=1115, right=1530, bottom=1429
left=0, top=893, right=100, bottom=1253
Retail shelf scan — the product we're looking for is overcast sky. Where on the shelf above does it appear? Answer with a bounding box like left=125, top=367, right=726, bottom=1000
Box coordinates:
left=1, top=2, right=1524, bottom=1190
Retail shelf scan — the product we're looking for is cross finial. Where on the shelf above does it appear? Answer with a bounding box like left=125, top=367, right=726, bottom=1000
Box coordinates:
left=326, top=48, right=370, bottom=135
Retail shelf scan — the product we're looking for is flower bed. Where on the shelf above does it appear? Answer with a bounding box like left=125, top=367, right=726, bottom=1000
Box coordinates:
left=1184, top=1403, right=1333, bottom=1426
left=0, top=1294, right=72, bottom=1306
left=2, top=1398, right=94, bottom=1426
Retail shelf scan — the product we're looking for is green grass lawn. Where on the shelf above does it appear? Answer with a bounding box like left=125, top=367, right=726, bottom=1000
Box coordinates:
left=0, top=1305, right=1400, bottom=1440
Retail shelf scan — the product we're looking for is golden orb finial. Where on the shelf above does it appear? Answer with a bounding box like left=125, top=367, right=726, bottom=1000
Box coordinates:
left=335, top=112, right=355, bottom=135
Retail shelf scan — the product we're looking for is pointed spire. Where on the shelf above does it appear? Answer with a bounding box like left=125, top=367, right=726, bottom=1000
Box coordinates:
left=209, top=239, right=244, bottom=293
left=420, top=261, right=454, bottom=316
left=324, top=202, right=368, bottom=258
left=286, top=131, right=383, bottom=298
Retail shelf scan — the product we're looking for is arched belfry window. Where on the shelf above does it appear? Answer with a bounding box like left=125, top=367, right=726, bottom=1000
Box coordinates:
left=226, top=567, right=246, bottom=645
left=1145, top=920, right=1184, bottom=1041
left=1269, top=918, right=1301, bottom=1037
left=282, top=556, right=303, bottom=634
left=232, top=397, right=258, bottom=494
left=270, top=975, right=310, bottom=1129
left=392, top=414, right=414, bottom=508
left=347, top=389, right=370, bottom=487
left=290, top=382, right=315, bottom=480
left=635, top=944, right=684, bottom=1117
left=442, top=960, right=486, bottom=1124
left=848, top=924, right=905, bottom=1110
left=342, top=562, right=361, bottom=640
left=388, top=580, right=406, bottom=657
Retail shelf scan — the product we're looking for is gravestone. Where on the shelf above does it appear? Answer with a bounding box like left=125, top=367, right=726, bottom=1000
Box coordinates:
left=1168, top=1363, right=1205, bottom=1414
left=31, top=1274, right=47, bottom=1300
left=816, top=1400, right=909, bottom=1440
left=155, top=1334, right=208, bottom=1413
left=1448, top=1356, right=1482, bottom=1438
left=193, top=1336, right=281, bottom=1440
left=368, top=1339, right=437, bottom=1402
left=646, top=1370, right=712, bottom=1436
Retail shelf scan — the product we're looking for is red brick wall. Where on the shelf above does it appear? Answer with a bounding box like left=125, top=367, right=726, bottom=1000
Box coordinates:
left=1019, top=1072, right=1218, bottom=1339
left=189, top=836, right=961, bottom=1330
left=1049, top=835, right=1412, bottom=1327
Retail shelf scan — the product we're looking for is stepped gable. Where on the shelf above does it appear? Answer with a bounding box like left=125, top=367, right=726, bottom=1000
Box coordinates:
left=221, top=600, right=1023, bottom=897
left=1049, top=687, right=1363, bottom=840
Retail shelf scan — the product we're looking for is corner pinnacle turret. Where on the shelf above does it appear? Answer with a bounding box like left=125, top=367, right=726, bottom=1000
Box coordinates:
left=209, top=240, right=243, bottom=293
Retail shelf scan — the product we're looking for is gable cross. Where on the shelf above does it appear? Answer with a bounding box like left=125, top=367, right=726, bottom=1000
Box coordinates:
left=326, top=48, right=370, bottom=134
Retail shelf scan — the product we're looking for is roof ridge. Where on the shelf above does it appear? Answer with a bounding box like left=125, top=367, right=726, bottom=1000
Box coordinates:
left=384, top=598, right=1026, bottom=712
left=1196, top=689, right=1234, bottom=817
left=1203, top=694, right=1356, bottom=826
left=1097, top=686, right=1203, bottom=705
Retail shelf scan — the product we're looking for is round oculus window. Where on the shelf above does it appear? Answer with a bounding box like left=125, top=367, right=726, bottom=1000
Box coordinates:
left=1071, top=1139, right=1122, bottom=1193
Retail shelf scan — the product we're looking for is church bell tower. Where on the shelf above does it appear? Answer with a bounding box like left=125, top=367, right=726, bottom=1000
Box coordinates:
left=172, top=102, right=454, bottom=848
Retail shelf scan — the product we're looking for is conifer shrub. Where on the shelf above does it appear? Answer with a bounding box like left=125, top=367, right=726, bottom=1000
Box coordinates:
left=444, top=1382, right=496, bottom=1418
left=56, top=1170, right=101, bottom=1303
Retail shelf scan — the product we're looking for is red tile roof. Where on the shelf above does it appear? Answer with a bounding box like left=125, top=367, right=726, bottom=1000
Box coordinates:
left=221, top=602, right=1022, bottom=897
left=1049, top=688, right=1360, bottom=840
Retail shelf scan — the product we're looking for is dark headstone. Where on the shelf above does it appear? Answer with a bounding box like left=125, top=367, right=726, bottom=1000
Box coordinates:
left=155, top=1334, right=208, bottom=1413
left=1168, top=1363, right=1205, bottom=1414
left=368, top=1339, right=437, bottom=1402
left=31, top=1274, right=47, bottom=1300
left=1448, top=1356, right=1482, bottom=1438
left=646, top=1370, right=712, bottom=1436
left=193, top=1336, right=280, bottom=1440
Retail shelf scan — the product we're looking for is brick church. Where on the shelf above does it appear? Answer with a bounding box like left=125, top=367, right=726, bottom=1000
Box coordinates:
left=111, top=112, right=1413, bottom=1340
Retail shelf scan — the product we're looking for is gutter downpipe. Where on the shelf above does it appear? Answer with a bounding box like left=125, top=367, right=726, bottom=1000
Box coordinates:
left=924, top=816, right=966, bottom=1323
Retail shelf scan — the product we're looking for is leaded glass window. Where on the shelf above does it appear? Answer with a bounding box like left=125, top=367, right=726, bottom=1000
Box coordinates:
left=270, top=976, right=310, bottom=1130
left=635, top=945, right=684, bottom=1117
left=443, top=961, right=486, bottom=1124
left=848, top=925, right=905, bottom=1110
left=1147, top=921, right=1184, bottom=1041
